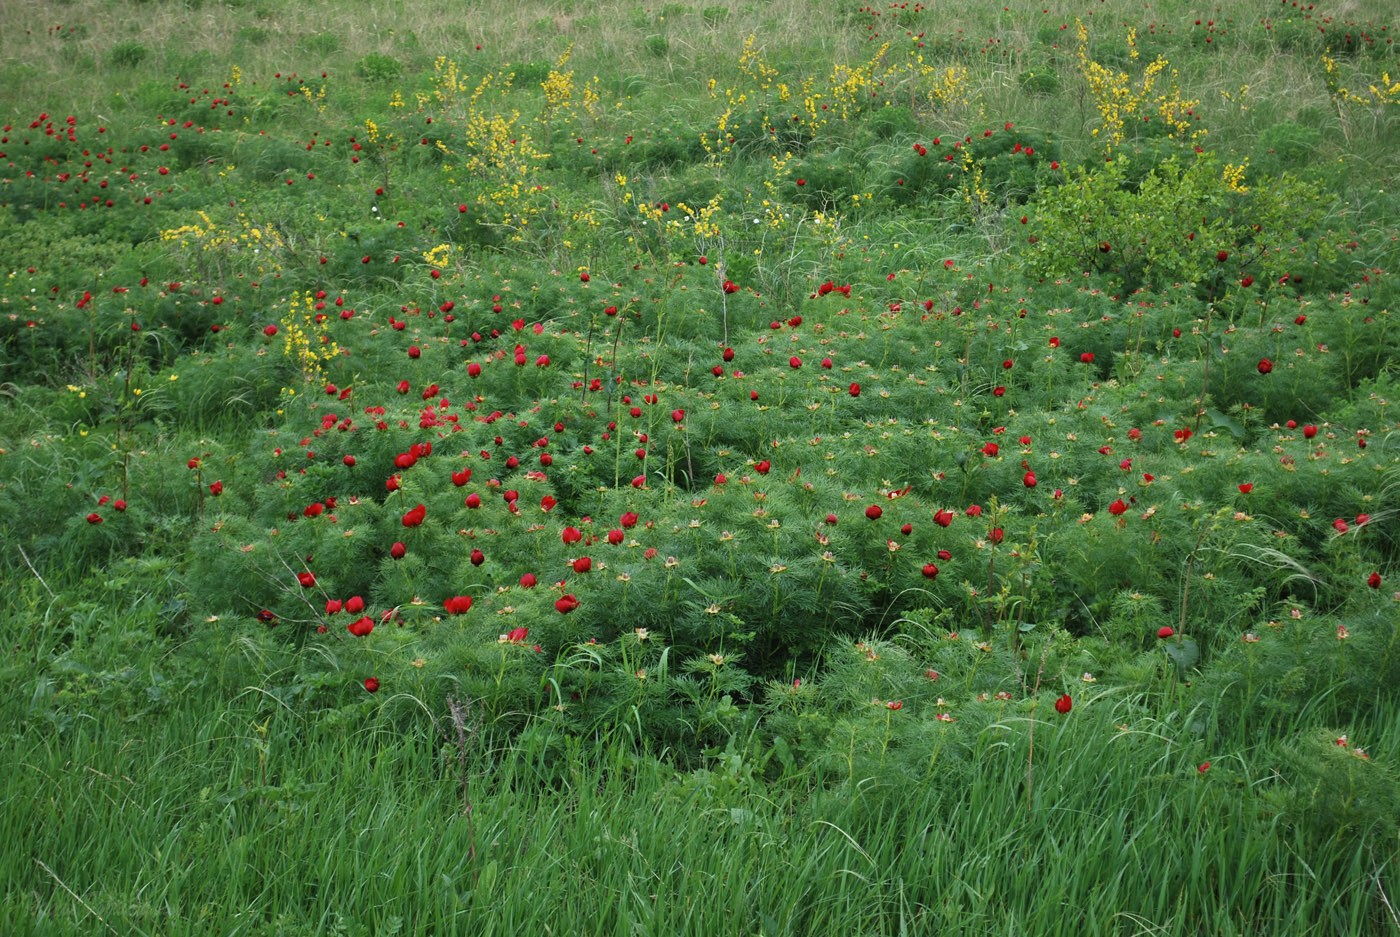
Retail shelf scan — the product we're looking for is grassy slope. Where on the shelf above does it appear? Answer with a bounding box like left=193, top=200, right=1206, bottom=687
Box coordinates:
left=3, top=0, right=1400, bottom=933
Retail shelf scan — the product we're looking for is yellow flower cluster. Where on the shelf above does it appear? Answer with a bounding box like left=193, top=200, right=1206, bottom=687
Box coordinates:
left=299, top=83, right=326, bottom=113
left=160, top=210, right=287, bottom=279
left=280, top=291, right=340, bottom=384
left=422, top=243, right=454, bottom=268
left=540, top=44, right=575, bottom=112
left=1323, top=55, right=1400, bottom=108
left=1075, top=21, right=1202, bottom=152
left=825, top=44, right=889, bottom=121
left=1221, top=159, right=1249, bottom=194
left=424, top=60, right=553, bottom=241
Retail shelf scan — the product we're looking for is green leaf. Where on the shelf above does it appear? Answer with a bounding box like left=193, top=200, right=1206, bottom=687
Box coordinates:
left=1162, top=636, right=1200, bottom=676
left=1205, top=408, right=1244, bottom=439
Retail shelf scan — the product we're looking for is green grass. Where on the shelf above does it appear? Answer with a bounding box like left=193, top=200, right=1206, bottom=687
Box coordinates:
left=3, top=0, right=1400, bottom=931
left=9, top=650, right=1397, bottom=935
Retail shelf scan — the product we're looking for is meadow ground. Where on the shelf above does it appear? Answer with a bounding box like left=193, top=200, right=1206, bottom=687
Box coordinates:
left=2, top=0, right=1399, bottom=933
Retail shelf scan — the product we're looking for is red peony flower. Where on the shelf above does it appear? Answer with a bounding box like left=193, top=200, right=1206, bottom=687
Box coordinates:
left=347, top=616, right=374, bottom=637
left=555, top=594, right=580, bottom=614
left=922, top=563, right=939, bottom=579
left=364, top=677, right=380, bottom=693
left=443, top=595, right=473, bottom=614
left=1157, top=626, right=1175, bottom=639
left=865, top=504, right=883, bottom=521
left=297, top=571, right=316, bottom=588
left=1108, top=499, right=1129, bottom=516
left=1054, top=693, right=1072, bottom=714
left=402, top=503, right=426, bottom=527
left=934, top=509, right=954, bottom=528
left=1368, top=572, right=1382, bottom=589
left=562, top=526, right=583, bottom=544
left=1257, top=358, right=1272, bottom=375
left=572, top=556, right=592, bottom=574
left=345, top=595, right=365, bottom=614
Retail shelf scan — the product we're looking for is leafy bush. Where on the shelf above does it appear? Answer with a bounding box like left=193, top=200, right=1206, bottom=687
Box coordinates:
left=355, top=53, right=403, bottom=83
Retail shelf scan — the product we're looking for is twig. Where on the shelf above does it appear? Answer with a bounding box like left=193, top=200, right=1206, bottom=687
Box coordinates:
left=34, top=858, right=135, bottom=937
left=446, top=696, right=479, bottom=884
left=1025, top=642, right=1050, bottom=815
left=1178, top=526, right=1210, bottom=636
left=580, top=317, right=595, bottom=405
left=16, top=544, right=54, bottom=599
left=1375, top=855, right=1400, bottom=931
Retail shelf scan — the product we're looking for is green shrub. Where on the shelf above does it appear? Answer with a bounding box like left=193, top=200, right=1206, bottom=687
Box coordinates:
left=355, top=53, right=403, bottom=83
left=298, top=31, right=341, bottom=56
left=108, top=41, right=149, bottom=70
